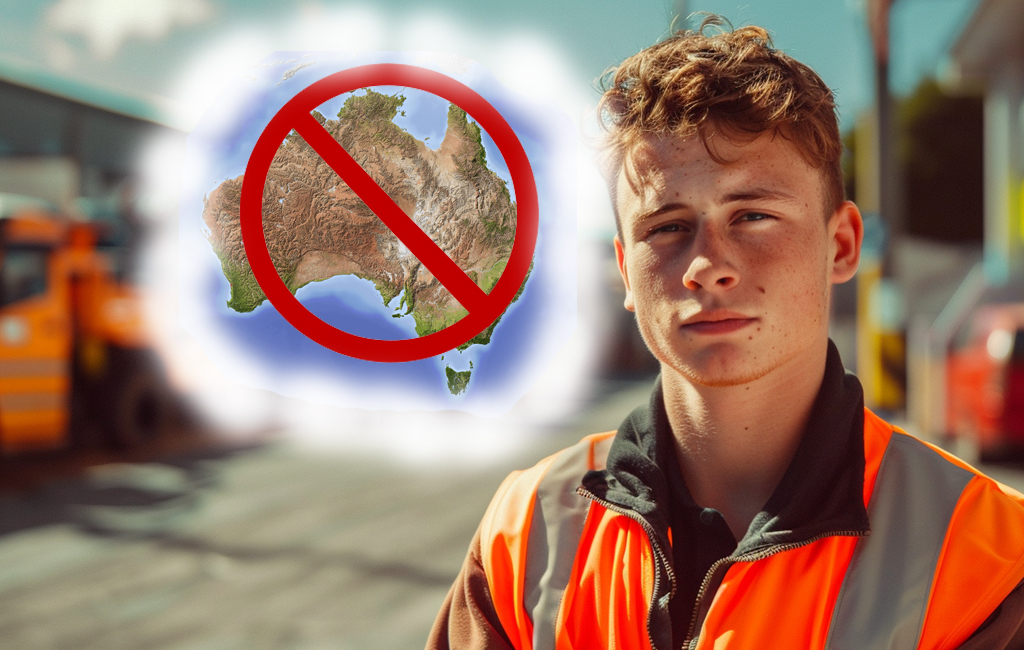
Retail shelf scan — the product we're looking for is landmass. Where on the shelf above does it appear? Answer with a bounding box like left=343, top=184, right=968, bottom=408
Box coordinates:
left=202, top=89, right=528, bottom=395
left=445, top=366, right=472, bottom=395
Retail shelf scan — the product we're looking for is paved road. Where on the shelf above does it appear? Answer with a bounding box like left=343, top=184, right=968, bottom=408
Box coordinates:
left=2, top=381, right=1023, bottom=650
left=0, top=381, right=656, bottom=650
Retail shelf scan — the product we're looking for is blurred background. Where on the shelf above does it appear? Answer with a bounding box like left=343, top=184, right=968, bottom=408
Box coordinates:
left=1, top=0, right=1023, bottom=648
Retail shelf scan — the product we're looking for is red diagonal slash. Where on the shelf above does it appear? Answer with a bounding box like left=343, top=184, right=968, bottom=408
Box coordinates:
left=292, top=111, right=488, bottom=312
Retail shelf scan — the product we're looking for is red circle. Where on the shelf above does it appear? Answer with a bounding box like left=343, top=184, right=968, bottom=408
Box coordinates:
left=240, top=64, right=537, bottom=363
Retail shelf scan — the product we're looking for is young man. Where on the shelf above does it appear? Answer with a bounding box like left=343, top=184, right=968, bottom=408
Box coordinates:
left=428, top=19, right=1024, bottom=649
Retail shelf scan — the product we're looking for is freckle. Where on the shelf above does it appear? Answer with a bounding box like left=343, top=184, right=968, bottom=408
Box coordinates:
left=757, top=286, right=766, bottom=294
left=744, top=427, right=749, bottom=430
left=748, top=336, right=752, bottom=340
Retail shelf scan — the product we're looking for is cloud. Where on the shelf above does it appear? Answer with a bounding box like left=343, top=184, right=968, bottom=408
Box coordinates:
left=45, top=0, right=213, bottom=60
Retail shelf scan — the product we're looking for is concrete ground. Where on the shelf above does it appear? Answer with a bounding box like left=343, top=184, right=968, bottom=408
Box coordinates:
left=0, top=380, right=656, bottom=650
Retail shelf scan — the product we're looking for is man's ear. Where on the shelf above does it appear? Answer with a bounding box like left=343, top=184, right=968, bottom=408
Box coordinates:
left=614, top=236, right=636, bottom=312
left=829, top=201, right=863, bottom=284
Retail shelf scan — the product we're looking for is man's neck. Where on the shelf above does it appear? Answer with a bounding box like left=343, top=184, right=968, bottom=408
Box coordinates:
left=662, top=344, right=829, bottom=541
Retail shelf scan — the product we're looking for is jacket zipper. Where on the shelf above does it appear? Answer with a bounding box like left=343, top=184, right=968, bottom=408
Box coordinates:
left=680, top=529, right=870, bottom=649
left=577, top=486, right=677, bottom=650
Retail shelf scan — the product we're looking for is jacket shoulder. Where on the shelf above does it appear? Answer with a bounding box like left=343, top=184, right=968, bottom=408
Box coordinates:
left=476, top=431, right=616, bottom=647
left=866, top=414, right=1024, bottom=648
left=481, top=431, right=617, bottom=532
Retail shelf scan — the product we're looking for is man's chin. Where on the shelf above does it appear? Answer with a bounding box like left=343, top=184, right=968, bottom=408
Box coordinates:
left=678, top=366, right=773, bottom=388
left=665, top=342, right=821, bottom=389
left=666, top=352, right=777, bottom=388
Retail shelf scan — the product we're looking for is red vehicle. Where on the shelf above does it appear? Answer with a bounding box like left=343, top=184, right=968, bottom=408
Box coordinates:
left=946, top=303, right=1024, bottom=462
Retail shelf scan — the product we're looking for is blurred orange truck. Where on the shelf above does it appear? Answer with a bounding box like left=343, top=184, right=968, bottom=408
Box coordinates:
left=0, top=207, right=168, bottom=454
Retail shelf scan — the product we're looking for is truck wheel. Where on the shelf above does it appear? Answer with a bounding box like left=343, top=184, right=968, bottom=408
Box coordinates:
left=107, top=369, right=169, bottom=448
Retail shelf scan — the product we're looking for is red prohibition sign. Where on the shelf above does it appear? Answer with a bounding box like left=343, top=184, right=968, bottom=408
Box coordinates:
left=240, top=64, right=538, bottom=363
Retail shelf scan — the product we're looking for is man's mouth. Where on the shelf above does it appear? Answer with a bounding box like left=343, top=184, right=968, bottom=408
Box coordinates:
left=680, top=310, right=758, bottom=335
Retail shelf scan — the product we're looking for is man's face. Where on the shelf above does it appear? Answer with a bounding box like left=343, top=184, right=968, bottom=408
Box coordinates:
left=613, top=131, right=861, bottom=388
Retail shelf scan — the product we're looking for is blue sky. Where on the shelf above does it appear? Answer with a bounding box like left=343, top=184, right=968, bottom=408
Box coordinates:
left=0, top=0, right=982, bottom=133
left=690, top=0, right=980, bottom=123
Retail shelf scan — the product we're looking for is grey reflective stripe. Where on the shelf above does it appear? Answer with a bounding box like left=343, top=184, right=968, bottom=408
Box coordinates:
left=0, top=391, right=66, bottom=411
left=0, top=358, right=66, bottom=377
left=825, top=431, right=975, bottom=650
left=525, top=435, right=613, bottom=650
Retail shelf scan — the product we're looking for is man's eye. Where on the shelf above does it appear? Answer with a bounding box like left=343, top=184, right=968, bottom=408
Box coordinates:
left=738, top=212, right=773, bottom=223
left=650, top=223, right=686, bottom=235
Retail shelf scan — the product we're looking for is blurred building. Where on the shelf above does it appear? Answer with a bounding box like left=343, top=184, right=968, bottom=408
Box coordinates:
left=0, top=57, right=183, bottom=223
left=904, top=0, right=1024, bottom=440
left=949, top=0, right=1024, bottom=287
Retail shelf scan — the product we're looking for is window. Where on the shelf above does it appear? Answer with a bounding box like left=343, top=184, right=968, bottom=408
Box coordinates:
left=0, top=247, right=49, bottom=306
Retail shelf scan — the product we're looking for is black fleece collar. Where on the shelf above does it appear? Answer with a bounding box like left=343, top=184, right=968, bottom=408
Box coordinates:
left=580, top=340, right=870, bottom=556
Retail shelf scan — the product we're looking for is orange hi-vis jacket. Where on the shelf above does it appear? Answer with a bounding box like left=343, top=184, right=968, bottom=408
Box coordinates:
left=476, top=407, right=1024, bottom=650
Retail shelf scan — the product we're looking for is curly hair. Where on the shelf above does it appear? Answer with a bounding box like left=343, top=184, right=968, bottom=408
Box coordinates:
left=598, top=15, right=844, bottom=228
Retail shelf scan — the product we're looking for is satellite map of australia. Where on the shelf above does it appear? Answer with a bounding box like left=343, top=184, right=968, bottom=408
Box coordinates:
left=201, top=88, right=526, bottom=394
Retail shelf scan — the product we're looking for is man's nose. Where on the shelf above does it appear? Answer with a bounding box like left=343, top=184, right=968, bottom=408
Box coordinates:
left=681, top=229, right=739, bottom=291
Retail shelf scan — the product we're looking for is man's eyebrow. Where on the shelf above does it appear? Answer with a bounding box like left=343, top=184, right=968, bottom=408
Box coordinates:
left=719, top=187, right=800, bottom=204
left=634, top=202, right=689, bottom=225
